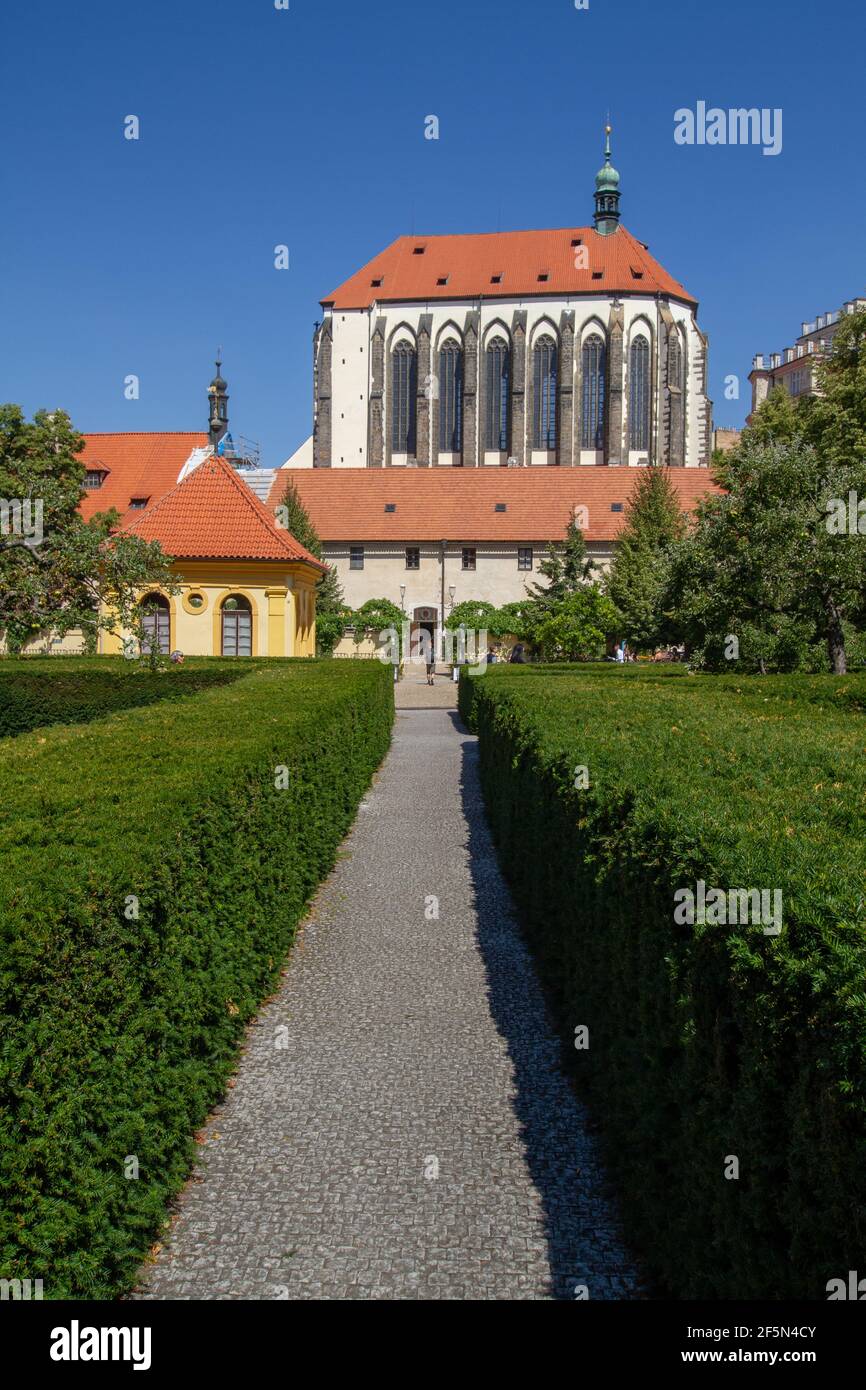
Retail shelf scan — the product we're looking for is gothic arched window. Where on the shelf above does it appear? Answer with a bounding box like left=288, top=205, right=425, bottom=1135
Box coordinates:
left=438, top=339, right=463, bottom=452
left=581, top=333, right=606, bottom=449
left=629, top=334, right=651, bottom=451
left=533, top=334, right=558, bottom=450
left=392, top=342, right=417, bottom=454
left=485, top=336, right=511, bottom=451
left=667, top=332, right=685, bottom=465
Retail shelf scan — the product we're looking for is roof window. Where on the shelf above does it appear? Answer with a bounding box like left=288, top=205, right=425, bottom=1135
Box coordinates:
left=384, top=503, right=396, bottom=513
left=494, top=503, right=507, bottom=512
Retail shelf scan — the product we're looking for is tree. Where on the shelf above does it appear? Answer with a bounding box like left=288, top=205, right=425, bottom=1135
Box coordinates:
left=276, top=477, right=346, bottom=653
left=666, top=436, right=866, bottom=674
left=526, top=513, right=595, bottom=611
left=445, top=599, right=497, bottom=631
left=535, top=587, right=618, bottom=662
left=606, top=465, right=686, bottom=651
left=489, top=600, right=539, bottom=642
left=0, top=405, right=176, bottom=657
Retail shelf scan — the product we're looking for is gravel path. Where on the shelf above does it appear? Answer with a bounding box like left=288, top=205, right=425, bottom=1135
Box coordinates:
left=133, top=707, right=639, bottom=1300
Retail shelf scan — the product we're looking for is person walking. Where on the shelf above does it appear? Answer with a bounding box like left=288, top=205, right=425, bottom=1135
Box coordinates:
left=509, top=643, right=526, bottom=664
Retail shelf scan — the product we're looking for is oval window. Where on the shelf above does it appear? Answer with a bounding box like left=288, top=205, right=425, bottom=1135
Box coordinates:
left=188, top=593, right=204, bottom=609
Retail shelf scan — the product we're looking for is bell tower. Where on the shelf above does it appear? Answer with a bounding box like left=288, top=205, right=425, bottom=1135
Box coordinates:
left=593, top=123, right=621, bottom=235
left=207, top=355, right=229, bottom=451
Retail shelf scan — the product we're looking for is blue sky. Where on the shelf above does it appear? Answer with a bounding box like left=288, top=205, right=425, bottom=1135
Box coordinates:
left=1, top=0, right=863, bottom=466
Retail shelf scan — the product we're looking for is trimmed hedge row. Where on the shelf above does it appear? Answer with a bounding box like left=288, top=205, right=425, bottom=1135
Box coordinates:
left=0, top=666, right=247, bottom=738
left=459, top=665, right=866, bottom=1299
left=0, top=659, right=392, bottom=1297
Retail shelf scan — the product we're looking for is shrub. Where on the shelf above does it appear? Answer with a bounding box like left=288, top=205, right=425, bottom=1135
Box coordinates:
left=459, top=664, right=866, bottom=1298
left=0, top=660, right=392, bottom=1297
left=0, top=665, right=245, bottom=738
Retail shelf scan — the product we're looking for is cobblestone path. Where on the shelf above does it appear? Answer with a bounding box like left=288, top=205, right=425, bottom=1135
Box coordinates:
left=134, top=707, right=639, bottom=1300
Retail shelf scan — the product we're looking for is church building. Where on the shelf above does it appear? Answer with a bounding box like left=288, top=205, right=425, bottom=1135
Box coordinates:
left=307, top=129, right=712, bottom=471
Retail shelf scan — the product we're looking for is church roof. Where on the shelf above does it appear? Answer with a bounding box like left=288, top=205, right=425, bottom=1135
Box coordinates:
left=265, top=468, right=720, bottom=544
left=121, top=453, right=325, bottom=567
left=322, top=225, right=696, bottom=311
left=78, top=433, right=208, bottom=524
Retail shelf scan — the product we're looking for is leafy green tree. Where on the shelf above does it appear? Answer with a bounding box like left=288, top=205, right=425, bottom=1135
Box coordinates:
left=489, top=600, right=539, bottom=642
left=606, top=465, right=686, bottom=651
left=535, top=587, right=618, bottom=662
left=527, top=514, right=595, bottom=611
left=746, top=383, right=802, bottom=444
left=445, top=599, right=497, bottom=631
left=276, top=477, right=346, bottom=653
left=667, top=436, right=866, bottom=673
left=0, top=405, right=176, bottom=657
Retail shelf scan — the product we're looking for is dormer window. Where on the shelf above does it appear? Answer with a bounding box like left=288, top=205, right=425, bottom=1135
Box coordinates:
left=412, top=245, right=426, bottom=255
left=129, top=496, right=150, bottom=510
left=436, top=275, right=449, bottom=286
left=384, top=503, right=396, bottom=512
left=371, top=276, right=384, bottom=288
left=82, top=469, right=107, bottom=490
left=495, top=502, right=507, bottom=512
left=537, top=272, right=550, bottom=283
left=490, top=273, right=503, bottom=285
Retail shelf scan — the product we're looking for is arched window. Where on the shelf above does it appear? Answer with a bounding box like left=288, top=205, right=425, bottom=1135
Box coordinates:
left=581, top=334, right=606, bottom=449
left=392, top=342, right=417, bottom=454
left=629, top=334, right=651, bottom=451
left=667, top=332, right=685, bottom=465
left=533, top=334, right=558, bottom=450
left=140, top=593, right=170, bottom=655
left=221, top=594, right=252, bottom=657
left=485, top=336, right=511, bottom=451
left=438, top=339, right=463, bottom=452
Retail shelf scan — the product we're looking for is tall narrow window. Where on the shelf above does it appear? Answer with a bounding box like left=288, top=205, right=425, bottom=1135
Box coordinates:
left=533, top=334, right=558, bottom=450
left=581, top=334, right=606, bottom=449
left=629, top=334, right=651, bottom=452
left=485, top=336, right=511, bottom=451
left=392, top=342, right=417, bottom=454
left=140, top=593, right=170, bottom=655
left=438, top=340, right=463, bottom=452
left=666, top=332, right=685, bottom=466
left=220, top=595, right=252, bottom=657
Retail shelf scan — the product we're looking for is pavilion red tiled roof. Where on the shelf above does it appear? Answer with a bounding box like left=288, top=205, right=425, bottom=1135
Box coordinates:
left=78, top=433, right=207, bottom=524
left=322, top=225, right=696, bottom=311
left=266, top=467, right=721, bottom=544
left=122, top=454, right=325, bottom=567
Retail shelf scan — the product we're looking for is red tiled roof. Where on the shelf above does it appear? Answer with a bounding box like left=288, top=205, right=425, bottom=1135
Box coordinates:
left=122, top=454, right=326, bottom=567
left=322, top=225, right=696, bottom=311
left=78, top=433, right=207, bottom=523
left=266, top=468, right=721, bottom=543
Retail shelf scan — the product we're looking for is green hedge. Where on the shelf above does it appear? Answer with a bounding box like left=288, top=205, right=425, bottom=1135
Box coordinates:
left=0, top=660, right=392, bottom=1297
left=0, top=666, right=247, bottom=738
left=459, top=665, right=866, bottom=1298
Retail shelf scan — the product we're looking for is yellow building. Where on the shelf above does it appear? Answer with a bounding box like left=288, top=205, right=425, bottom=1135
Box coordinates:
left=100, top=452, right=324, bottom=658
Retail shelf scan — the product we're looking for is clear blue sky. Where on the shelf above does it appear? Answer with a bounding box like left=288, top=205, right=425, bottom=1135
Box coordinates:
left=1, top=0, right=863, bottom=466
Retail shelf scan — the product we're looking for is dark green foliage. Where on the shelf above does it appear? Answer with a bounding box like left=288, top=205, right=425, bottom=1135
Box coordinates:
left=458, top=664, right=866, bottom=1298
left=276, top=477, right=346, bottom=654
left=606, top=465, right=685, bottom=651
left=0, top=660, right=392, bottom=1297
left=0, top=666, right=244, bottom=738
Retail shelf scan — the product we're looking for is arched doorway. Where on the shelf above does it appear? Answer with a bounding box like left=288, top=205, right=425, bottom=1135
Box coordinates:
left=140, top=593, right=170, bottom=655
left=221, top=594, right=253, bottom=656
left=411, top=605, right=437, bottom=665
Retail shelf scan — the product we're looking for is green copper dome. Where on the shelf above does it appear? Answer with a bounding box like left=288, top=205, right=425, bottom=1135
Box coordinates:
left=595, top=124, right=619, bottom=189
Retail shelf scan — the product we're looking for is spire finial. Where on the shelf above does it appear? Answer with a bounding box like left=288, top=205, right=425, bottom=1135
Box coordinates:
left=604, top=116, right=612, bottom=162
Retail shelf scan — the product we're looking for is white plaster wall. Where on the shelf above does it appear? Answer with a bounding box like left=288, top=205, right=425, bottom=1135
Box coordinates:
left=323, top=292, right=707, bottom=468
left=324, top=541, right=614, bottom=618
